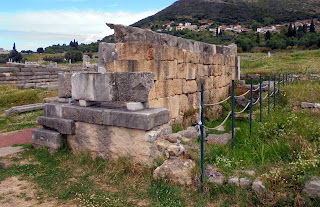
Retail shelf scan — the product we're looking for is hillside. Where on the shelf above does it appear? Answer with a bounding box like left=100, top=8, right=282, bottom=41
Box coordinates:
left=133, top=0, right=320, bottom=27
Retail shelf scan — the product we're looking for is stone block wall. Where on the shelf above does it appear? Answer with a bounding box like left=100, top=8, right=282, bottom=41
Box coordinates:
left=99, top=24, right=238, bottom=122
left=0, top=65, right=82, bottom=89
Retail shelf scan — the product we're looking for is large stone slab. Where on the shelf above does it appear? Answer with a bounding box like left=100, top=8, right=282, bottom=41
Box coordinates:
left=62, top=104, right=104, bottom=125
left=98, top=43, right=118, bottom=69
left=38, top=116, right=75, bottom=135
left=5, top=103, right=45, bottom=116
left=32, top=128, right=64, bottom=149
left=104, top=108, right=170, bottom=130
left=0, top=146, right=25, bottom=157
left=67, top=122, right=165, bottom=165
left=44, top=103, right=66, bottom=118
left=71, top=72, right=155, bottom=103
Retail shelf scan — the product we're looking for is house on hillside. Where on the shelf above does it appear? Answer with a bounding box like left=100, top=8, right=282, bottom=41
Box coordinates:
left=0, top=48, right=9, bottom=54
left=199, top=25, right=209, bottom=31
left=257, top=26, right=278, bottom=33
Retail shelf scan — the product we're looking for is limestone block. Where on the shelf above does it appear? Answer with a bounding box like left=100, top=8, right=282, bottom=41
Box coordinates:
left=167, top=60, right=177, bottom=79
left=303, top=176, right=320, bottom=198
left=179, top=94, right=189, bottom=115
left=116, top=41, right=152, bottom=61
left=206, top=133, right=232, bottom=146
left=5, top=103, right=45, bottom=116
left=183, top=80, right=197, bottom=94
left=98, top=43, right=117, bottom=68
left=44, top=103, right=65, bottom=118
left=71, top=72, right=155, bottom=103
left=187, top=93, right=198, bottom=109
left=148, top=85, right=157, bottom=100
left=126, top=102, right=145, bottom=111
left=145, top=124, right=172, bottom=142
left=166, top=79, right=183, bottom=96
left=176, top=63, right=187, bottom=79
left=104, top=108, right=170, bottom=130
left=169, top=95, right=180, bottom=119
left=106, top=60, right=139, bottom=72
left=32, top=128, right=64, bottom=150
left=149, top=97, right=170, bottom=109
left=154, top=81, right=166, bottom=99
left=38, top=116, right=75, bottom=135
left=186, top=63, right=196, bottom=80
left=58, top=72, right=72, bottom=98
left=204, top=76, right=214, bottom=91
left=62, top=105, right=104, bottom=125
left=67, top=122, right=163, bottom=165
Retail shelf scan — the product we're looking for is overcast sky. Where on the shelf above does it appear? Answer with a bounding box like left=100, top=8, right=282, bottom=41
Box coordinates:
left=0, top=0, right=176, bottom=51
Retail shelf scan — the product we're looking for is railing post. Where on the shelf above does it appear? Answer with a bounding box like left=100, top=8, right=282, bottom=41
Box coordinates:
left=278, top=74, right=281, bottom=98
left=231, top=80, right=235, bottom=150
left=286, top=74, right=288, bottom=86
left=283, top=74, right=285, bottom=86
left=274, top=75, right=276, bottom=111
left=249, top=78, right=253, bottom=139
left=200, top=83, right=204, bottom=193
left=260, top=76, right=262, bottom=123
left=268, top=75, right=270, bottom=114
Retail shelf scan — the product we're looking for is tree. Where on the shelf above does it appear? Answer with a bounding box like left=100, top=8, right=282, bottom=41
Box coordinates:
left=265, top=31, right=271, bottom=41
left=37, top=47, right=44, bottom=53
left=287, top=23, right=293, bottom=37
left=13, top=43, right=16, bottom=51
left=256, top=32, right=260, bottom=44
left=9, top=49, right=22, bottom=62
left=65, top=50, right=83, bottom=63
left=310, top=19, right=315, bottom=33
left=302, top=24, right=308, bottom=33
left=293, top=26, right=297, bottom=37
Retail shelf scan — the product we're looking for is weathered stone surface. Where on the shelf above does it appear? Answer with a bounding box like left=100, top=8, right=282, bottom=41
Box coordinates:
left=126, top=102, right=145, bottom=111
left=155, top=139, right=172, bottom=152
left=178, top=127, right=198, bottom=139
left=106, top=108, right=170, bottom=130
left=44, top=97, right=58, bottom=103
left=165, top=133, right=181, bottom=143
left=228, top=177, right=252, bottom=187
left=303, top=176, right=320, bottom=198
left=0, top=160, right=15, bottom=169
left=62, top=104, right=104, bottom=125
left=32, top=128, right=64, bottom=149
left=5, top=103, right=45, bottom=116
left=301, top=102, right=316, bottom=108
left=235, top=95, right=247, bottom=108
left=38, top=116, right=75, bottom=135
left=44, top=103, right=65, bottom=118
left=0, top=146, right=24, bottom=157
left=206, top=133, right=231, bottom=146
left=67, top=122, right=165, bottom=165
left=71, top=72, right=155, bottom=103
left=167, top=145, right=181, bottom=157
left=145, top=124, right=172, bottom=142
left=153, top=158, right=195, bottom=185
left=99, top=43, right=117, bottom=69
left=204, top=165, right=225, bottom=185
left=58, top=72, right=72, bottom=98
left=252, top=180, right=266, bottom=195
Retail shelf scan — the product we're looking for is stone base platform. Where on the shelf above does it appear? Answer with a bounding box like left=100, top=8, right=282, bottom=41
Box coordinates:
left=33, top=102, right=171, bottom=165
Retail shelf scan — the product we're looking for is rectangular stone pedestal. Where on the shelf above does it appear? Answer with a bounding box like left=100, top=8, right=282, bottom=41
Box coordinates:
left=32, top=128, right=65, bottom=149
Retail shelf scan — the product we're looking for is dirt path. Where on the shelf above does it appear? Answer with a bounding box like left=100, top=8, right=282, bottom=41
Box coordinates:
left=0, top=128, right=38, bottom=148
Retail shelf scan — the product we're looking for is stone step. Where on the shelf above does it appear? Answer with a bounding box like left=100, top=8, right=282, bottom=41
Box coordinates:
left=32, top=128, right=65, bottom=150
left=5, top=103, right=45, bottom=116
left=38, top=116, right=75, bottom=135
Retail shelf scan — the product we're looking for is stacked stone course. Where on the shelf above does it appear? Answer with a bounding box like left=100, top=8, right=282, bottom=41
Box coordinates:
left=0, top=65, right=82, bottom=89
left=99, top=24, right=239, bottom=122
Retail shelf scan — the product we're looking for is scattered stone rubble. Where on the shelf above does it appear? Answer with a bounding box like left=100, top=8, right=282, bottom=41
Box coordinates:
left=5, top=103, right=45, bottom=116
left=301, top=102, right=320, bottom=109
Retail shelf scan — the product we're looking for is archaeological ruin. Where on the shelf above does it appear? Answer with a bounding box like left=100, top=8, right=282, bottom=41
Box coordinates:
left=32, top=24, right=239, bottom=166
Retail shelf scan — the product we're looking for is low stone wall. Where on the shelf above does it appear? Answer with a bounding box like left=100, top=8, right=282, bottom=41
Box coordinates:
left=99, top=24, right=239, bottom=122
left=0, top=65, right=82, bottom=89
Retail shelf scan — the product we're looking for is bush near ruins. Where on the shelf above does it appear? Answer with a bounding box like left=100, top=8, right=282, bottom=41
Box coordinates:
left=43, top=55, right=65, bottom=63
left=64, top=50, right=83, bottom=63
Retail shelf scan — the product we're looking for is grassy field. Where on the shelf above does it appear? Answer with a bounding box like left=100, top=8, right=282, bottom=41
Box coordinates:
left=0, top=85, right=57, bottom=132
left=240, top=49, right=320, bottom=75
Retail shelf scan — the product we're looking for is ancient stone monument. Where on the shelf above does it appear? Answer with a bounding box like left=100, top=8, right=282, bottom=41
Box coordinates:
left=99, top=24, right=239, bottom=123
left=32, top=23, right=238, bottom=167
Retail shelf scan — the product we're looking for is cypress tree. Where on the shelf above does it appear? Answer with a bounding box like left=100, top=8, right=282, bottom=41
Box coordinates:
left=256, top=32, right=260, bottom=44
left=310, top=19, right=315, bottom=33
left=288, top=23, right=293, bottom=37
left=303, top=24, right=308, bottom=33
left=293, top=26, right=297, bottom=37
left=265, top=31, right=271, bottom=41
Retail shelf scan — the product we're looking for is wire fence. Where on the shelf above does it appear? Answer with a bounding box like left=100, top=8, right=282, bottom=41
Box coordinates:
left=198, top=73, right=294, bottom=193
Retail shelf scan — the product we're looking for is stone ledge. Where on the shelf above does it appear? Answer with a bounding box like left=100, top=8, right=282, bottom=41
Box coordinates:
left=59, top=103, right=169, bottom=130
left=32, top=128, right=65, bottom=149
left=38, top=116, right=75, bottom=135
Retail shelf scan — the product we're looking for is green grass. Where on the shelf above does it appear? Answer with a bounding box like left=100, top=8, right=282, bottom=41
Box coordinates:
left=0, top=85, right=58, bottom=132
left=241, top=49, right=320, bottom=75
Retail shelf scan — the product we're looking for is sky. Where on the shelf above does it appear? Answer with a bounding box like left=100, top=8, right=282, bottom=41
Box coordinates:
left=0, top=0, right=177, bottom=51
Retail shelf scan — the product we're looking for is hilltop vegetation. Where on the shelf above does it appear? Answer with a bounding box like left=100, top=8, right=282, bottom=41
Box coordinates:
left=133, top=0, right=320, bottom=28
